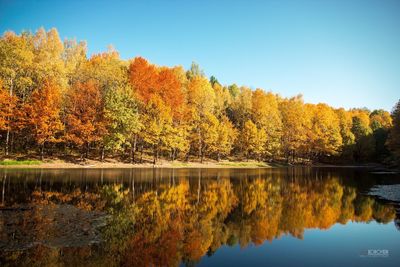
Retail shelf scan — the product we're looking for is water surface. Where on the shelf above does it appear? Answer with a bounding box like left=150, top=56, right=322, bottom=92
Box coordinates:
left=0, top=167, right=399, bottom=266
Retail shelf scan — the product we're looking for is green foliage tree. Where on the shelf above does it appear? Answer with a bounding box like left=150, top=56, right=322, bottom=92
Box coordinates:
left=370, top=109, right=392, bottom=161
left=386, top=100, right=400, bottom=166
left=351, top=111, right=374, bottom=162
left=103, top=86, right=141, bottom=161
left=186, top=61, right=205, bottom=80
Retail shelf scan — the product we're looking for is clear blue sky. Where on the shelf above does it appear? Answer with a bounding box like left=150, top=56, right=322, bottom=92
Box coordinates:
left=1, top=0, right=399, bottom=111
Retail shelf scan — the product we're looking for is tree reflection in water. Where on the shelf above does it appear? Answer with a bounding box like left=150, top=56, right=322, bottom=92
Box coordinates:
left=0, top=168, right=398, bottom=266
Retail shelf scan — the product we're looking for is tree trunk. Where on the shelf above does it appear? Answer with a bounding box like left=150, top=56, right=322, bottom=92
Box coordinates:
left=153, top=144, right=156, bottom=165
left=5, top=130, right=9, bottom=156
left=198, top=128, right=202, bottom=161
left=86, top=142, right=90, bottom=159
left=101, top=146, right=105, bottom=162
left=185, top=145, right=191, bottom=162
left=40, top=143, right=45, bottom=161
left=10, top=132, right=14, bottom=154
left=171, top=148, right=175, bottom=161
left=130, top=146, right=134, bottom=164
left=140, top=145, right=143, bottom=163
left=5, top=80, right=13, bottom=157
left=130, top=135, right=137, bottom=164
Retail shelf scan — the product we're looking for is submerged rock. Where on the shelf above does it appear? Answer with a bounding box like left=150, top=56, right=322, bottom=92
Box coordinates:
left=0, top=204, right=107, bottom=251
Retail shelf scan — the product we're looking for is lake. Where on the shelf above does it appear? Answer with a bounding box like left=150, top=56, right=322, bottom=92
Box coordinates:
left=0, top=167, right=399, bottom=266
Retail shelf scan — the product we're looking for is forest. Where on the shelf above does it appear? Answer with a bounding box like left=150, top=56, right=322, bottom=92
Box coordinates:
left=0, top=28, right=400, bottom=166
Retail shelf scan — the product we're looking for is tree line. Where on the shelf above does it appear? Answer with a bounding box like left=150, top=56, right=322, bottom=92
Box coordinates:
left=0, top=28, right=399, bottom=165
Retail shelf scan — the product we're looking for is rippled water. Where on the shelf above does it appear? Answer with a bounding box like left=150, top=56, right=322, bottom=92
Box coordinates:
left=0, top=167, right=399, bottom=266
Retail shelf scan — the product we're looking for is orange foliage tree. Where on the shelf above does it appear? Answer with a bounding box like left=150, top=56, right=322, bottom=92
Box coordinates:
left=0, top=79, right=17, bottom=155
left=64, top=80, right=107, bottom=158
left=129, top=57, right=185, bottom=117
left=25, top=80, right=64, bottom=159
left=129, top=57, right=158, bottom=103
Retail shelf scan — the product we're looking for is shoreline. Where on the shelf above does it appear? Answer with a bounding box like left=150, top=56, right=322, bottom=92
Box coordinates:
left=0, top=159, right=274, bottom=169
left=0, top=159, right=389, bottom=169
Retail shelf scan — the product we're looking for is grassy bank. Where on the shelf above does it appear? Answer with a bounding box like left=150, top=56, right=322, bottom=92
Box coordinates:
left=0, top=159, right=42, bottom=166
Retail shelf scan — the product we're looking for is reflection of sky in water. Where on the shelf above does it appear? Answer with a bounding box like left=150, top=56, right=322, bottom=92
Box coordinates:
left=369, top=184, right=400, bottom=202
left=197, top=222, right=400, bottom=267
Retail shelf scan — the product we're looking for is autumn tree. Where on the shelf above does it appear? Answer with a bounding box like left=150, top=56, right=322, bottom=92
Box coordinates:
left=187, top=76, right=215, bottom=116
left=279, top=95, right=311, bottom=163
left=32, top=28, right=66, bottom=88
left=71, top=49, right=136, bottom=160
left=157, top=67, right=185, bottom=116
left=186, top=76, right=216, bottom=162
left=78, top=48, right=127, bottom=93
left=129, top=57, right=158, bottom=104
left=308, top=103, right=342, bottom=160
left=0, top=31, right=34, bottom=155
left=370, top=109, right=392, bottom=131
left=239, top=120, right=266, bottom=161
left=129, top=57, right=188, bottom=162
left=24, top=80, right=64, bottom=159
left=213, top=83, right=231, bottom=118
left=201, top=112, right=220, bottom=161
left=62, top=38, right=87, bottom=84
left=0, top=31, right=34, bottom=99
left=335, top=108, right=355, bottom=160
left=162, top=122, right=190, bottom=161
left=216, top=116, right=237, bottom=160
left=65, top=80, right=107, bottom=159
left=140, top=95, right=173, bottom=164
left=0, top=79, right=17, bottom=155
left=251, top=89, right=282, bottom=159
left=229, top=86, right=252, bottom=128
left=199, top=113, right=236, bottom=161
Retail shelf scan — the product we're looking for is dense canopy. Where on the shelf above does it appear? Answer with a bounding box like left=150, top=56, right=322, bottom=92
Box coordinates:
left=0, top=28, right=399, bottom=165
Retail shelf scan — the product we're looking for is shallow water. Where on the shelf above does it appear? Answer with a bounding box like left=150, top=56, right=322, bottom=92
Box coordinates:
left=0, top=167, right=399, bottom=266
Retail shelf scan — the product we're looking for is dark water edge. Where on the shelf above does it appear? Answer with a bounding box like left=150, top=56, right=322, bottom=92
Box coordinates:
left=0, top=167, right=399, bottom=267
